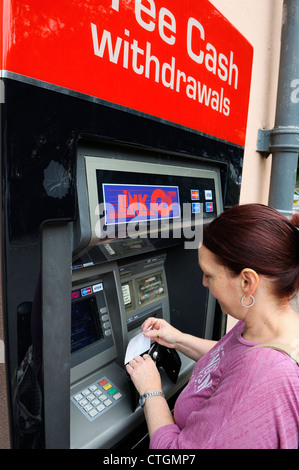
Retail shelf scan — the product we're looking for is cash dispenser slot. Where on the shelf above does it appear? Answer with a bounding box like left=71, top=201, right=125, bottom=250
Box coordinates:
left=126, top=305, right=162, bottom=332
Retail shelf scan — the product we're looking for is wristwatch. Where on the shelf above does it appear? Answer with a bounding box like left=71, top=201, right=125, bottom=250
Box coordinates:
left=139, top=391, right=165, bottom=407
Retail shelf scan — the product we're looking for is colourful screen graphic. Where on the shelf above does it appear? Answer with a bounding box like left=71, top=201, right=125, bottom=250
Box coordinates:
left=103, top=184, right=180, bottom=225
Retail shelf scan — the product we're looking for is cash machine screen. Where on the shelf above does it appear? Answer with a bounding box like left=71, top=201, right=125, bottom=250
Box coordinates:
left=96, top=169, right=218, bottom=227
left=103, top=183, right=181, bottom=225
left=79, top=155, right=222, bottom=264
left=71, top=296, right=103, bottom=353
left=71, top=282, right=114, bottom=367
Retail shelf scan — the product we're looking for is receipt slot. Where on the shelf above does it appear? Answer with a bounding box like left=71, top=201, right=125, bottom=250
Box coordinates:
left=67, top=143, right=223, bottom=448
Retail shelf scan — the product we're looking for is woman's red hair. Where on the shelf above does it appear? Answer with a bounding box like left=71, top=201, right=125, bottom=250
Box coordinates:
left=203, top=204, right=299, bottom=300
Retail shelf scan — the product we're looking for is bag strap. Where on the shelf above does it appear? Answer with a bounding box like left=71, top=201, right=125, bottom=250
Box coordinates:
left=249, top=342, right=299, bottom=366
left=249, top=343, right=299, bottom=449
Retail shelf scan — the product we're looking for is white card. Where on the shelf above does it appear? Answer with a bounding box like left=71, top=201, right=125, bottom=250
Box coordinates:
left=124, top=332, right=151, bottom=365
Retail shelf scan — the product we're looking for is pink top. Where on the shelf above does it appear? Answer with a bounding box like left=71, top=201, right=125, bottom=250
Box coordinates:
left=150, top=321, right=299, bottom=449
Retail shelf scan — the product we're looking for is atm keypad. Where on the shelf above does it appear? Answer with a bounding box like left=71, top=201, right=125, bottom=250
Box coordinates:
left=71, top=377, right=124, bottom=421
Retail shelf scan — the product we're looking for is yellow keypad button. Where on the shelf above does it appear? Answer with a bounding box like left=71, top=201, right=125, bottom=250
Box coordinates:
left=103, top=383, right=112, bottom=391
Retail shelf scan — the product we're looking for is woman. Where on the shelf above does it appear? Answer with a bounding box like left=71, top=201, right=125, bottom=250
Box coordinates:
left=126, top=204, right=299, bottom=449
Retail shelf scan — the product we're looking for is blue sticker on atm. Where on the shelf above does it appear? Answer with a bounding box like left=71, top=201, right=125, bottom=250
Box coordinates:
left=81, top=287, right=92, bottom=296
left=102, top=184, right=180, bottom=225
left=206, top=202, right=214, bottom=212
left=192, top=203, right=201, bottom=213
left=72, top=290, right=81, bottom=300
left=92, top=283, right=103, bottom=293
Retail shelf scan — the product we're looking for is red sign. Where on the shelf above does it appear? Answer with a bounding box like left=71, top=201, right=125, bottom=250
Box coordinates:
left=0, top=0, right=253, bottom=146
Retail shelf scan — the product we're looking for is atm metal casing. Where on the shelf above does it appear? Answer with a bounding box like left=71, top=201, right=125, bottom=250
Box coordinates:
left=68, top=146, right=222, bottom=448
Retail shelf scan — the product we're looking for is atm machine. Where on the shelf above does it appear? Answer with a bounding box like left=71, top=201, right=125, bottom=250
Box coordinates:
left=67, top=141, right=223, bottom=448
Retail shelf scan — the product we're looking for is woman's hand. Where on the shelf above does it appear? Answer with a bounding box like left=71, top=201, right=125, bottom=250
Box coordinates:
left=142, top=317, right=217, bottom=362
left=125, top=354, right=162, bottom=396
left=141, top=317, right=183, bottom=349
left=126, top=354, right=175, bottom=438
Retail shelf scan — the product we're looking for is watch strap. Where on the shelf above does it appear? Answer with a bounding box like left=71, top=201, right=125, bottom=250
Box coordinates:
left=139, top=391, right=165, bottom=406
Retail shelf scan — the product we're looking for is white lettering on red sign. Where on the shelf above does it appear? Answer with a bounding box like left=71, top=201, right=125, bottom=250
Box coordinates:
left=91, top=23, right=231, bottom=116
left=89, top=0, right=252, bottom=145
left=187, top=18, right=238, bottom=89
left=109, top=0, right=238, bottom=90
left=112, top=0, right=176, bottom=46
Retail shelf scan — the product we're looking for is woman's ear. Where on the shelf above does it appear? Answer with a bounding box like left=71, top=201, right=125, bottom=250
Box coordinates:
left=240, top=268, right=259, bottom=295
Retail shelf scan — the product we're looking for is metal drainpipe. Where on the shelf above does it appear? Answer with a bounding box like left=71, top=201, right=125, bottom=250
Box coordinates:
left=257, top=0, right=299, bottom=217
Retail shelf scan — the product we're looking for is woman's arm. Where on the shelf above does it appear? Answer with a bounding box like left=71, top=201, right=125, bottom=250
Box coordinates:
left=142, top=317, right=217, bottom=362
left=175, top=333, right=217, bottom=362
left=125, top=318, right=217, bottom=439
left=125, top=354, right=175, bottom=437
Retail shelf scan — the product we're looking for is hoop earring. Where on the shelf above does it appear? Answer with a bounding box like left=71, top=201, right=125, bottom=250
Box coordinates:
left=241, top=295, right=255, bottom=308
